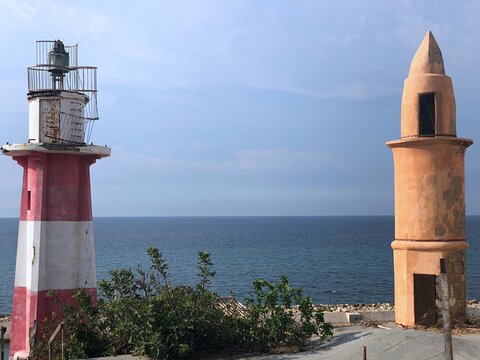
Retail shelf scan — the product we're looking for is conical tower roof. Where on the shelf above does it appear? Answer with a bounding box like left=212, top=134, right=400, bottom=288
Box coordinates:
left=409, top=31, right=445, bottom=75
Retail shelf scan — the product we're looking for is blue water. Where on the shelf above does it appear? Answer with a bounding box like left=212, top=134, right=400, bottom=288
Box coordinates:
left=1, top=216, right=480, bottom=314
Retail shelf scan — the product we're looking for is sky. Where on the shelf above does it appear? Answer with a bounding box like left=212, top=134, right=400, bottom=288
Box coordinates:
left=1, top=0, right=480, bottom=216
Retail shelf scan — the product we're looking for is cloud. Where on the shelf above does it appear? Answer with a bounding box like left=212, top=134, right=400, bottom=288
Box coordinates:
left=0, top=0, right=108, bottom=37
left=1, top=1, right=480, bottom=216
left=250, top=81, right=398, bottom=101
left=0, top=80, right=25, bottom=118
left=0, top=160, right=21, bottom=190
left=108, top=148, right=332, bottom=179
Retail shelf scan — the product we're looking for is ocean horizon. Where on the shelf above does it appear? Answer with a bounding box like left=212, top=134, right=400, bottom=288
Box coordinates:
left=1, top=215, right=480, bottom=315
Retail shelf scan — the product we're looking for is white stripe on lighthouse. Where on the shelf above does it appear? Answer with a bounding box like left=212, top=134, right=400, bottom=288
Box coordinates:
left=14, top=221, right=96, bottom=292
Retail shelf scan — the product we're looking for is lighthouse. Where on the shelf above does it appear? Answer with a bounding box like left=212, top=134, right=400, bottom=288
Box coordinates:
left=2, top=40, right=110, bottom=358
left=386, top=32, right=472, bottom=327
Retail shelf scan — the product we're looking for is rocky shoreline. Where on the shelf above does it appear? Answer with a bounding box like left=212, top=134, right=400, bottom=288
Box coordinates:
left=468, top=299, right=480, bottom=308
left=317, top=303, right=394, bottom=312
left=1, top=299, right=479, bottom=321
left=312, top=299, right=480, bottom=312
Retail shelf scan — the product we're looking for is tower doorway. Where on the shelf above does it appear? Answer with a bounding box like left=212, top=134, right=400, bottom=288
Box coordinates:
left=414, top=274, right=437, bottom=326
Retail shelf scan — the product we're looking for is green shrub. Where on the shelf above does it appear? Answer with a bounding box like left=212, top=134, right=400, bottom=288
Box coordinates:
left=245, top=276, right=333, bottom=351
left=32, top=247, right=332, bottom=359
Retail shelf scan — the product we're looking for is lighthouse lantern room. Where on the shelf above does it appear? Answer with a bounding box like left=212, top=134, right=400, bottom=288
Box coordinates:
left=26, top=40, right=100, bottom=146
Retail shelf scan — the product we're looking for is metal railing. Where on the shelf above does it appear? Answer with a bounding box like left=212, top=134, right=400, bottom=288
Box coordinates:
left=36, top=40, right=78, bottom=67
left=28, top=66, right=97, bottom=93
left=27, top=40, right=100, bottom=145
left=48, top=321, right=64, bottom=360
left=41, top=112, right=96, bottom=145
left=1, top=326, right=6, bottom=360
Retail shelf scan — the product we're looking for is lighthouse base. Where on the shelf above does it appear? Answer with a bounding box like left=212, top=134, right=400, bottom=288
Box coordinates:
left=392, top=240, right=467, bottom=327
left=10, top=287, right=97, bottom=358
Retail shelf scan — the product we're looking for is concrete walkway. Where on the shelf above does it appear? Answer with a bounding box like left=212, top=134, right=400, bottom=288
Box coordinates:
left=231, top=323, right=480, bottom=360
left=87, top=323, right=480, bottom=360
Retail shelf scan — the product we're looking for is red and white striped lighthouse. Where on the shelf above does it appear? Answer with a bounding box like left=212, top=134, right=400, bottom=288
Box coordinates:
left=2, top=40, right=110, bottom=359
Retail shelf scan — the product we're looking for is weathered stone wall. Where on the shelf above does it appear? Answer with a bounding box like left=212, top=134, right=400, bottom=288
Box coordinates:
left=436, top=250, right=466, bottom=324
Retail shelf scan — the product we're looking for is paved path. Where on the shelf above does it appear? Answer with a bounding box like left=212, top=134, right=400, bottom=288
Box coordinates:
left=231, top=323, right=480, bottom=360
left=56, top=323, right=480, bottom=360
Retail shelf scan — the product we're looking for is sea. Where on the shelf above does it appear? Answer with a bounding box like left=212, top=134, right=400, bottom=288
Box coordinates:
left=1, top=216, right=480, bottom=315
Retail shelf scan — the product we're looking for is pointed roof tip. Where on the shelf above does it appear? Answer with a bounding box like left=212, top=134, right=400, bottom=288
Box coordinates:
left=423, top=30, right=438, bottom=47
left=408, top=31, right=446, bottom=76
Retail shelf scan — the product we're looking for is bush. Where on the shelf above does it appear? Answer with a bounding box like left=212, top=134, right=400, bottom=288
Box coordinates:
left=245, top=276, right=333, bottom=351
left=32, top=247, right=332, bottom=359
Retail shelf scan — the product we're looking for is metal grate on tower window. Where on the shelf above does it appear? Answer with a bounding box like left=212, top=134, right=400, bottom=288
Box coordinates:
left=419, top=93, right=436, bottom=136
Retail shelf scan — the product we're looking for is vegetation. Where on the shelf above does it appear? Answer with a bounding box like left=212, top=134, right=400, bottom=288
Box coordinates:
left=33, top=247, right=332, bottom=359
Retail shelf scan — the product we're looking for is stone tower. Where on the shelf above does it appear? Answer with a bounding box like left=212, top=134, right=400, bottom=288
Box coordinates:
left=386, top=31, right=472, bottom=327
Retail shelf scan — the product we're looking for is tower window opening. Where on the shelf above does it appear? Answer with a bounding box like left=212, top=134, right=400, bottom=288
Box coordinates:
left=27, top=190, right=31, bottom=211
left=419, top=93, right=436, bottom=135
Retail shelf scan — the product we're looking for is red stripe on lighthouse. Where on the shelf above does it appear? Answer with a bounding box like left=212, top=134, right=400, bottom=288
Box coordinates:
left=15, top=153, right=97, bottom=221
left=10, top=287, right=97, bottom=355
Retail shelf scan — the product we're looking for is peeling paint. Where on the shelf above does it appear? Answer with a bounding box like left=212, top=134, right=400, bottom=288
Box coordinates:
left=426, top=174, right=437, bottom=186
left=31, top=246, right=36, bottom=265
left=443, top=172, right=462, bottom=210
